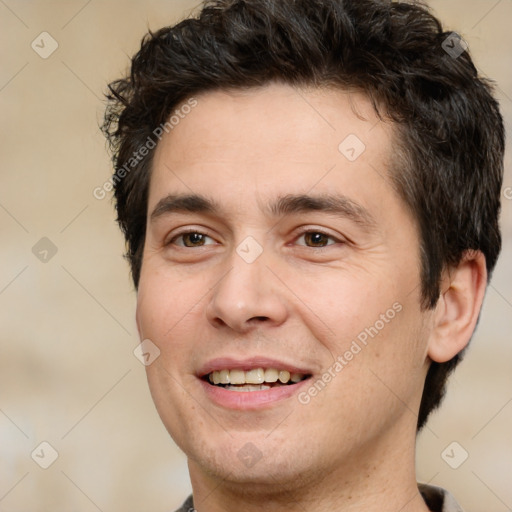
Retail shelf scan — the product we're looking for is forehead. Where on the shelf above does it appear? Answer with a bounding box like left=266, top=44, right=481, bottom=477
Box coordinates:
left=149, top=83, right=395, bottom=215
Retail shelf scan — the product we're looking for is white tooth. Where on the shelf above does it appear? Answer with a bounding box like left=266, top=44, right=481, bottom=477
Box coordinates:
left=245, top=368, right=264, bottom=384
left=209, top=373, right=214, bottom=383
left=278, top=370, right=291, bottom=384
left=229, top=369, right=246, bottom=385
left=212, top=371, right=221, bottom=385
left=226, top=384, right=271, bottom=392
left=264, top=368, right=279, bottom=382
left=219, top=369, right=230, bottom=384
left=290, top=373, right=303, bottom=383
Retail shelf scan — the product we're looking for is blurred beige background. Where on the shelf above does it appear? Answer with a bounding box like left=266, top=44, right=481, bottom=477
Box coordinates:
left=0, top=1, right=511, bottom=511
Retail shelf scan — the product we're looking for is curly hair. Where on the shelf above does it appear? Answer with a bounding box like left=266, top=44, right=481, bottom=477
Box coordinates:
left=102, top=0, right=504, bottom=430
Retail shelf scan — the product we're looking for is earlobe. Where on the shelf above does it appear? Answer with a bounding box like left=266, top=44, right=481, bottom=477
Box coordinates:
left=427, top=251, right=487, bottom=363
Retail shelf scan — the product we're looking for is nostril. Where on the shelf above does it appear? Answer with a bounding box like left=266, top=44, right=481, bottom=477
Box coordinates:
left=249, top=316, right=269, bottom=322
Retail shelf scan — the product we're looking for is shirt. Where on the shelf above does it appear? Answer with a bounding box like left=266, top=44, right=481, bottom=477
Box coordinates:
left=173, top=484, right=464, bottom=512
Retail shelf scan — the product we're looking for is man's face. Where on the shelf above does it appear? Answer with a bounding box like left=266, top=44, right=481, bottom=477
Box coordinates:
left=136, top=83, right=432, bottom=489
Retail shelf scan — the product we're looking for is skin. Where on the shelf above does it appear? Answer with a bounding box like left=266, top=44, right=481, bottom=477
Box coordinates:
left=135, top=82, right=487, bottom=512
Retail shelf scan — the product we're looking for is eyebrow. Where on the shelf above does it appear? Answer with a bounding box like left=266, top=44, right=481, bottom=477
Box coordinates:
left=150, top=193, right=220, bottom=221
left=150, top=192, right=376, bottom=230
left=268, top=193, right=376, bottom=230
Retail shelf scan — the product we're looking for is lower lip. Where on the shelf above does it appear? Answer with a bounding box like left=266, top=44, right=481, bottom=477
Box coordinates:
left=199, top=378, right=309, bottom=409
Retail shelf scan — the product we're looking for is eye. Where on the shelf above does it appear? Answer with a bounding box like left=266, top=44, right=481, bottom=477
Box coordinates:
left=168, top=231, right=216, bottom=248
left=295, top=230, right=340, bottom=248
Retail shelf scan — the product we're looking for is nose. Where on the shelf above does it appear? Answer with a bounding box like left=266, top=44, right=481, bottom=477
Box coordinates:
left=205, top=246, right=288, bottom=333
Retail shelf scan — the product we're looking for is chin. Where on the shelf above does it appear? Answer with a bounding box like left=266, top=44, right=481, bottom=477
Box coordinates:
left=185, top=430, right=319, bottom=490
left=192, top=448, right=308, bottom=492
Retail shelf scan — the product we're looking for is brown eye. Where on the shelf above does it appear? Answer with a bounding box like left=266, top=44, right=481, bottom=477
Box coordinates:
left=297, top=231, right=338, bottom=248
left=170, top=232, right=215, bottom=247
left=304, top=232, right=330, bottom=247
left=182, top=233, right=206, bottom=247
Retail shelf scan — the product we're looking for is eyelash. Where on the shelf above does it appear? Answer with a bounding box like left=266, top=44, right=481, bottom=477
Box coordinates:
left=166, top=228, right=343, bottom=249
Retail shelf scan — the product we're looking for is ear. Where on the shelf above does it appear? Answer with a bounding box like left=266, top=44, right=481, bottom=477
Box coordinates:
left=427, top=251, right=488, bottom=363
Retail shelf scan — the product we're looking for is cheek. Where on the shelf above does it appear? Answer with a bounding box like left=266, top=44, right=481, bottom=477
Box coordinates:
left=136, top=268, right=202, bottom=353
left=300, top=265, right=427, bottom=388
left=294, top=266, right=401, bottom=346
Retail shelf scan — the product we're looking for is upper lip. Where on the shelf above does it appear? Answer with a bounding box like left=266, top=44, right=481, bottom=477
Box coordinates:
left=197, top=356, right=313, bottom=378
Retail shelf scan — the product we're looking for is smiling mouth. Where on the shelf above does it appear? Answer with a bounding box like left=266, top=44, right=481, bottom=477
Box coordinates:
left=204, top=368, right=311, bottom=392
